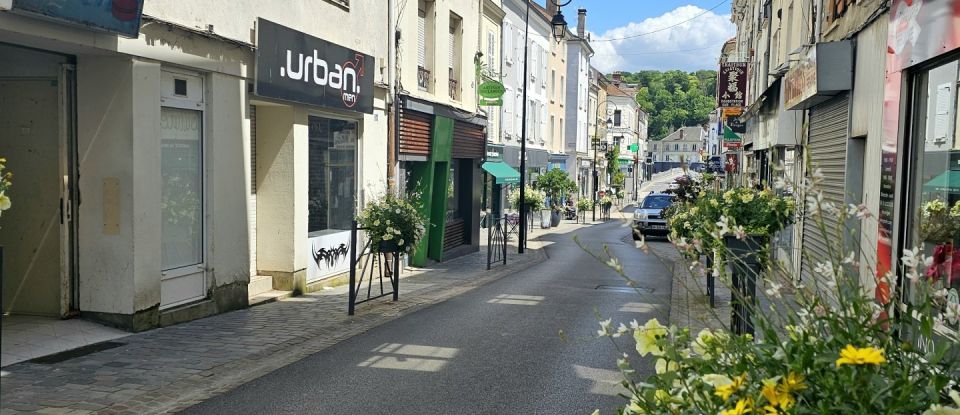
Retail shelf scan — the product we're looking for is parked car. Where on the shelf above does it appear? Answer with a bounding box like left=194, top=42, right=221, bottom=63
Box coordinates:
left=633, top=193, right=676, bottom=239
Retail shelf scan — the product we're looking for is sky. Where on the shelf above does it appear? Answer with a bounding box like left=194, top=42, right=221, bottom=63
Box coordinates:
left=557, top=0, right=736, bottom=73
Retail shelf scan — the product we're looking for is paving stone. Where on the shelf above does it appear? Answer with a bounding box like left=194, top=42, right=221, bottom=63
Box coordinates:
left=1, top=226, right=557, bottom=414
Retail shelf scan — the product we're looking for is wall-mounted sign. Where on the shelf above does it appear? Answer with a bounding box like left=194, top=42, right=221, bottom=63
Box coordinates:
left=478, top=81, right=506, bottom=98
left=627, top=144, right=639, bottom=152
left=256, top=18, right=374, bottom=114
left=12, top=0, right=144, bottom=37
left=783, top=41, right=852, bottom=110
left=725, top=115, right=746, bottom=134
left=725, top=153, right=740, bottom=173
left=718, top=62, right=748, bottom=108
left=480, top=98, right=503, bottom=106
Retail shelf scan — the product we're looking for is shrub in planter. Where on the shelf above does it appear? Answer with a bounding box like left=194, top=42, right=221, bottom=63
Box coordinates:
left=534, top=168, right=577, bottom=211
left=356, top=193, right=426, bottom=254
left=508, top=186, right=545, bottom=212
left=576, top=198, right=593, bottom=213
left=591, top=173, right=960, bottom=415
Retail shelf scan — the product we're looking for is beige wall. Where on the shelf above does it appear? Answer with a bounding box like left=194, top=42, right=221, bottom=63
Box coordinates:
left=547, top=32, right=566, bottom=154
left=399, top=0, right=480, bottom=112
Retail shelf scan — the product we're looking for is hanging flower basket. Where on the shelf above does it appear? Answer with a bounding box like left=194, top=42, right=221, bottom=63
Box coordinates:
left=357, top=193, right=427, bottom=254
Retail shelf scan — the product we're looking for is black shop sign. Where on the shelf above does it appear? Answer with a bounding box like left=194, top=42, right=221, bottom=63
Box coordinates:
left=256, top=18, right=374, bottom=114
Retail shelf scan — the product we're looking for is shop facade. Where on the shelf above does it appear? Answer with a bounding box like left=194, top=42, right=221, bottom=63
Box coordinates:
left=879, top=0, right=960, bottom=345
left=398, top=96, right=484, bottom=266
left=0, top=5, right=252, bottom=330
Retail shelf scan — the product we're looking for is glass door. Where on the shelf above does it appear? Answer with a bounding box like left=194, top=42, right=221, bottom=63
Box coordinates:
left=160, top=106, right=205, bottom=309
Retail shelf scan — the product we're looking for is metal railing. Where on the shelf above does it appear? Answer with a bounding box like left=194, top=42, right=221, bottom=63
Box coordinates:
left=486, top=217, right=508, bottom=270
left=448, top=78, right=459, bottom=100
left=348, top=221, right=400, bottom=315
left=417, top=66, right=431, bottom=91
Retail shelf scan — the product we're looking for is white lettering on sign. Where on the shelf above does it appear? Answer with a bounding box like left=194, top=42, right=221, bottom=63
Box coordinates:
left=280, top=49, right=363, bottom=107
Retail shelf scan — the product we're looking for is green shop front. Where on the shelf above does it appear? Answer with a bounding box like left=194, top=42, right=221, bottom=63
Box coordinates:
left=480, top=144, right=520, bottom=219
left=398, top=96, right=486, bottom=266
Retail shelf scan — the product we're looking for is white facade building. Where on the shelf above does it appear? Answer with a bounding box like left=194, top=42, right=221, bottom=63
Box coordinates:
left=564, top=9, right=593, bottom=185
left=0, top=1, right=390, bottom=331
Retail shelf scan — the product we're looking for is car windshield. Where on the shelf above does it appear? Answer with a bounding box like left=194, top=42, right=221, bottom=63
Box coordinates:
left=642, top=196, right=673, bottom=209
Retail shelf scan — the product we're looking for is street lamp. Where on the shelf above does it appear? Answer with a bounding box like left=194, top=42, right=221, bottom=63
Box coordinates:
left=592, top=98, right=617, bottom=222
left=551, top=10, right=567, bottom=42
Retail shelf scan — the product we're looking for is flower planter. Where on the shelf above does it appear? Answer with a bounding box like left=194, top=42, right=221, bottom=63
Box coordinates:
left=724, top=234, right=769, bottom=335
left=550, top=210, right=561, bottom=227
left=377, top=240, right=401, bottom=253
left=540, top=209, right=552, bottom=228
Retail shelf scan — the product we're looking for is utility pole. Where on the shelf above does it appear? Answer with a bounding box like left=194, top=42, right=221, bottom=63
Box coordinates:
left=518, top=0, right=530, bottom=254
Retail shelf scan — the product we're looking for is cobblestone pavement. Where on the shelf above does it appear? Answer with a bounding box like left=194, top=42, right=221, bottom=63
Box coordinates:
left=0, top=226, right=571, bottom=415
left=648, top=242, right=733, bottom=333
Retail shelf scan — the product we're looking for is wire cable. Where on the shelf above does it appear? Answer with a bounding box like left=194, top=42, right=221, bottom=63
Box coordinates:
left=591, top=0, right=730, bottom=42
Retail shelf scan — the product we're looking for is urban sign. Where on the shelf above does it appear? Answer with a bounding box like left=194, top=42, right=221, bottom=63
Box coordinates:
left=627, top=144, right=639, bottom=152
left=784, top=47, right=818, bottom=110
left=725, top=115, right=746, bottom=134
left=256, top=18, right=375, bottom=114
left=718, top=62, right=748, bottom=108
left=12, top=0, right=144, bottom=37
left=782, top=41, right=852, bottom=110
left=478, top=80, right=506, bottom=99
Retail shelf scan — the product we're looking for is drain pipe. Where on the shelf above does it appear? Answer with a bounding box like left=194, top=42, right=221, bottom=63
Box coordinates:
left=387, top=0, right=398, bottom=192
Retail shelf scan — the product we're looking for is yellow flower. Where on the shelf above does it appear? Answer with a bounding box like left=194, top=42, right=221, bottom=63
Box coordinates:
left=0, top=192, right=10, bottom=211
left=721, top=398, right=753, bottom=415
left=761, top=378, right=796, bottom=413
left=710, top=199, right=720, bottom=207
left=780, top=372, right=806, bottom=393
left=654, top=358, right=678, bottom=374
left=633, top=318, right=667, bottom=357
left=723, top=190, right=735, bottom=202
left=741, top=193, right=755, bottom=203
left=835, top=344, right=886, bottom=367
left=691, top=329, right=715, bottom=357
left=715, top=373, right=747, bottom=401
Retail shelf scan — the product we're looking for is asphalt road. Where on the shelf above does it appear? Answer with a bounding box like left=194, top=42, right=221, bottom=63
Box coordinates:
left=180, top=221, right=673, bottom=415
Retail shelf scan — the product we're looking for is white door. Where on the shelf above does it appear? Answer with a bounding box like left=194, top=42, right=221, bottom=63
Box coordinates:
left=159, top=71, right=206, bottom=309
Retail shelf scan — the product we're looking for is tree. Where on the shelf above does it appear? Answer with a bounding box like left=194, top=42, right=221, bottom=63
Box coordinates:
left=534, top=168, right=577, bottom=210
left=620, top=69, right=718, bottom=140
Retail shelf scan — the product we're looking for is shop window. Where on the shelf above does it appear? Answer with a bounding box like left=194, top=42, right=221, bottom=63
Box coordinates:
left=447, top=162, right=461, bottom=220
left=308, top=116, right=357, bottom=235
left=907, top=58, right=960, bottom=331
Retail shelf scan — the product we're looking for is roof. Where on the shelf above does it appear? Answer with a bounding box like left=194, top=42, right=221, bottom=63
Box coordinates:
left=661, top=126, right=706, bottom=142
left=605, top=83, right=632, bottom=97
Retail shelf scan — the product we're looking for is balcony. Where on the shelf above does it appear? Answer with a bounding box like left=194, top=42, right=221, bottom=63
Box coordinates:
left=448, top=78, right=459, bottom=100
left=417, top=66, right=430, bottom=92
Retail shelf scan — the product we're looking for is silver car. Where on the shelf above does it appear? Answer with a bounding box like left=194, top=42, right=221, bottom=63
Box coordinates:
left=632, top=193, right=675, bottom=239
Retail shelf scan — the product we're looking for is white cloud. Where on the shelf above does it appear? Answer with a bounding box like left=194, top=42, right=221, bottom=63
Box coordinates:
left=589, top=5, right=736, bottom=73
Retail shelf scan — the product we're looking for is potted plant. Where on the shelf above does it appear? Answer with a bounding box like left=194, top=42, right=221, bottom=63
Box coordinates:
left=600, top=195, right=613, bottom=217
left=576, top=198, right=593, bottom=222
left=919, top=199, right=960, bottom=284
left=534, top=168, right=577, bottom=227
left=509, top=186, right=546, bottom=226
left=356, top=193, right=426, bottom=253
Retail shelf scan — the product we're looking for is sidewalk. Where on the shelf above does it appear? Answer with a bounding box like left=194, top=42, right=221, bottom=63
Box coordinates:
left=0, top=222, right=599, bottom=415
left=648, top=242, right=732, bottom=333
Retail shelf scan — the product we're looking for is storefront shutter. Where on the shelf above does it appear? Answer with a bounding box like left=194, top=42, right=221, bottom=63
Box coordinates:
left=801, top=94, right=849, bottom=286
left=399, top=108, right=432, bottom=156
left=452, top=120, right=485, bottom=159
left=249, top=105, right=257, bottom=276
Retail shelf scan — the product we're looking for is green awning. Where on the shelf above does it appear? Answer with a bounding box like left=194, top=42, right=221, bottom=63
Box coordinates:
left=482, top=161, right=521, bottom=185
left=618, top=157, right=633, bottom=164
left=924, top=170, right=960, bottom=192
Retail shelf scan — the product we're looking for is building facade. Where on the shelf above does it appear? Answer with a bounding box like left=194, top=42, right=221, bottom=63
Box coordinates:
left=564, top=9, right=593, bottom=196
left=0, top=1, right=391, bottom=330
left=397, top=0, right=486, bottom=265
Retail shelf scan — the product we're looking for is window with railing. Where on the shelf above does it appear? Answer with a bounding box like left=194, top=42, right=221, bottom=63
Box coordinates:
left=448, top=13, right=461, bottom=100
left=418, top=66, right=431, bottom=91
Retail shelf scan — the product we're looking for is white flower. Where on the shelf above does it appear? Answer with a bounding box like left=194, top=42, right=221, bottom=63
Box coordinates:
left=902, top=247, right=922, bottom=270
left=765, top=280, right=783, bottom=299
left=398, top=239, right=405, bottom=246
left=0, top=192, right=9, bottom=211
left=716, top=216, right=732, bottom=236
left=373, top=219, right=381, bottom=226
left=382, top=233, right=394, bottom=240
left=629, top=319, right=641, bottom=330
left=734, top=225, right=746, bottom=240
left=946, top=303, right=960, bottom=325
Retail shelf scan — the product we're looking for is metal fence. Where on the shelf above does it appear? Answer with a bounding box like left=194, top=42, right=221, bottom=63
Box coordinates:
left=347, top=221, right=399, bottom=316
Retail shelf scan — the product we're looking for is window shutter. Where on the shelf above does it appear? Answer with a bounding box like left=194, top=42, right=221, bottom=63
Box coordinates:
left=540, top=49, right=547, bottom=87
left=448, top=24, right=455, bottom=70
left=531, top=44, right=538, bottom=82
left=539, top=103, right=546, bottom=141
left=487, top=31, right=495, bottom=68
left=503, top=25, right=512, bottom=65
left=503, top=87, right=513, bottom=136
left=418, top=8, right=426, bottom=67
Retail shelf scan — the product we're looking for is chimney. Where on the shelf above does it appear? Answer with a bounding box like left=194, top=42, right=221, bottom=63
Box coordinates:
left=577, top=8, right=586, bottom=39
left=545, top=0, right=559, bottom=15
left=612, top=71, right=622, bottom=85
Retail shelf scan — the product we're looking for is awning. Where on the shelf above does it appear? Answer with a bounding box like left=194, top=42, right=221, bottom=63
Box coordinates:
left=924, top=170, right=960, bottom=192
left=618, top=157, right=633, bottom=164
left=482, top=161, right=521, bottom=185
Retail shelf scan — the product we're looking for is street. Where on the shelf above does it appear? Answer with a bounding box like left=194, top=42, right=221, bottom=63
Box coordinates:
left=180, top=221, right=672, bottom=414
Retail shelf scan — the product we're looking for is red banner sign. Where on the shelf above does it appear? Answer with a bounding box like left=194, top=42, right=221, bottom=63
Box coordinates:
left=718, top=62, right=748, bottom=108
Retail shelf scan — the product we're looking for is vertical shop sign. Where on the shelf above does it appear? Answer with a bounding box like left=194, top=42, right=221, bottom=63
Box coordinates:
left=718, top=62, right=748, bottom=108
